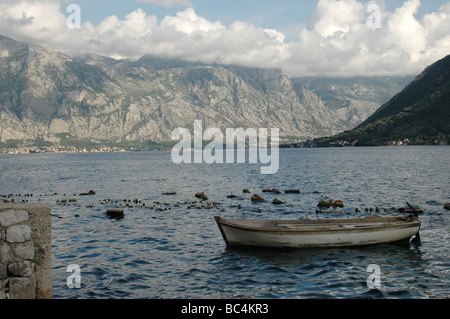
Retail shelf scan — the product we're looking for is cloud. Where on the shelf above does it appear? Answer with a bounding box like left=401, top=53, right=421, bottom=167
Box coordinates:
left=0, top=0, right=67, bottom=43
left=135, top=0, right=192, bottom=7
left=310, top=0, right=365, bottom=37
left=284, top=0, right=450, bottom=76
left=0, top=0, right=449, bottom=77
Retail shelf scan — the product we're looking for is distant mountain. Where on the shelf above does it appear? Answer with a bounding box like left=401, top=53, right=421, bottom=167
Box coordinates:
left=292, top=76, right=413, bottom=127
left=315, top=55, right=450, bottom=146
left=0, top=34, right=416, bottom=150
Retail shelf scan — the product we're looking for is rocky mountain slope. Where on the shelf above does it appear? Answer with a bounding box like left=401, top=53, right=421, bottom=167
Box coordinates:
left=316, top=55, right=450, bottom=146
left=0, top=34, right=412, bottom=149
left=292, top=76, right=413, bottom=128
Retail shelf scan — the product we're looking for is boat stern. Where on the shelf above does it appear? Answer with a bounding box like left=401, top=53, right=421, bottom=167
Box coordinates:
left=214, top=216, right=231, bottom=246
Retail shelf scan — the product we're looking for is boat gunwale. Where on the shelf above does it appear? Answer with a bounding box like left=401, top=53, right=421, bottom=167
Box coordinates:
left=214, top=216, right=421, bottom=235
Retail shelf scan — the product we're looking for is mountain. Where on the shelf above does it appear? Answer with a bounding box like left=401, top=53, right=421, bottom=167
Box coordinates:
left=315, top=55, right=450, bottom=146
left=0, top=34, right=414, bottom=151
left=292, top=76, right=414, bottom=127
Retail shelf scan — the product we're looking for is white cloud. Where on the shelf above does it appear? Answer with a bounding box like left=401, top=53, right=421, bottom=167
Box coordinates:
left=0, top=0, right=449, bottom=77
left=0, top=0, right=67, bottom=44
left=284, top=0, right=450, bottom=76
left=136, top=0, right=192, bottom=7
left=310, top=0, right=365, bottom=37
left=160, top=7, right=224, bottom=34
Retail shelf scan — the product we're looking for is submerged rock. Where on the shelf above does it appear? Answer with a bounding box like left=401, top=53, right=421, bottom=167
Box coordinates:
left=272, top=198, right=283, bottom=205
left=80, top=190, right=96, bottom=196
left=251, top=194, right=265, bottom=202
left=227, top=194, right=237, bottom=198
left=195, top=192, right=208, bottom=200
left=285, top=189, right=300, bottom=194
left=106, top=209, right=124, bottom=219
left=242, top=189, right=250, bottom=194
left=444, top=203, right=450, bottom=210
left=317, top=200, right=344, bottom=208
left=262, top=188, right=281, bottom=194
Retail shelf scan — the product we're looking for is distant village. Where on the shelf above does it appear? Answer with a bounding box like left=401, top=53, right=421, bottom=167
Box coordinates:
left=329, top=138, right=448, bottom=147
left=389, top=139, right=411, bottom=146
left=1, top=137, right=448, bottom=154
left=388, top=138, right=448, bottom=146
left=0, top=145, right=165, bottom=154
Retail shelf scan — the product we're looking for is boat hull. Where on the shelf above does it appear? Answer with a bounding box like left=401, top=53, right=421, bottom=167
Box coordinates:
left=215, top=216, right=421, bottom=249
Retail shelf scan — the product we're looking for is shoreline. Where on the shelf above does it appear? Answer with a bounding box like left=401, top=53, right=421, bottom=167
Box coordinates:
left=1, top=143, right=449, bottom=155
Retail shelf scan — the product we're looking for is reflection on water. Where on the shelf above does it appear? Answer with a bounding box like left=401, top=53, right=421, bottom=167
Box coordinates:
left=0, top=146, right=449, bottom=299
left=218, top=243, right=426, bottom=299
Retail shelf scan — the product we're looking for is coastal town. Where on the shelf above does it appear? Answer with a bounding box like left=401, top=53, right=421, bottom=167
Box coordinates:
left=0, top=145, right=161, bottom=154
left=2, top=138, right=448, bottom=154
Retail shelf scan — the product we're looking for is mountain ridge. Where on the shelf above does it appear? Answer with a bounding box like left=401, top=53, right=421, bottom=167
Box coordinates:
left=0, top=34, right=417, bottom=151
left=315, top=54, right=450, bottom=147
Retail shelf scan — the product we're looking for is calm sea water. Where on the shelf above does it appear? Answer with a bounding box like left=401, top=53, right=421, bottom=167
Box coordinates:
left=0, top=146, right=449, bottom=299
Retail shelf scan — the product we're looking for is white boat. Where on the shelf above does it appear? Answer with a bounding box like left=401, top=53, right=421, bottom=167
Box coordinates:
left=214, top=216, right=421, bottom=249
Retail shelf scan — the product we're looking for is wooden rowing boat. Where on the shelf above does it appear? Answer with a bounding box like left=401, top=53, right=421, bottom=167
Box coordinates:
left=214, top=216, right=421, bottom=249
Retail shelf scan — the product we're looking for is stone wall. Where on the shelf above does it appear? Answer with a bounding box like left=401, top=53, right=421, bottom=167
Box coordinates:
left=0, top=203, right=52, bottom=299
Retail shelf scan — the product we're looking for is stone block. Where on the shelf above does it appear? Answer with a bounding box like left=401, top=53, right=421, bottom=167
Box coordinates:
left=0, top=264, right=7, bottom=280
left=7, top=261, right=35, bottom=277
left=14, top=242, right=35, bottom=260
left=0, top=279, right=8, bottom=299
left=9, top=277, right=36, bottom=299
left=1, top=243, right=11, bottom=263
left=0, top=210, right=29, bottom=227
left=6, top=225, right=32, bottom=243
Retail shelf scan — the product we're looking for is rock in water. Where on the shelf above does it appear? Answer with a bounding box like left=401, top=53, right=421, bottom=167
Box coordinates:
left=195, top=192, right=208, bottom=200
left=80, top=190, right=96, bottom=196
left=251, top=194, right=264, bottom=202
left=272, top=198, right=283, bottom=205
left=262, top=188, right=281, bottom=194
left=317, top=200, right=344, bottom=208
left=106, top=209, right=124, bottom=219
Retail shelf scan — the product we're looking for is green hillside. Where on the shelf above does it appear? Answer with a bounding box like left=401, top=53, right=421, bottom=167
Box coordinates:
left=316, top=55, right=450, bottom=146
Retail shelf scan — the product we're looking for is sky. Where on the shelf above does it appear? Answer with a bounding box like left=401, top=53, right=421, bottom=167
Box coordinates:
left=0, top=0, right=449, bottom=77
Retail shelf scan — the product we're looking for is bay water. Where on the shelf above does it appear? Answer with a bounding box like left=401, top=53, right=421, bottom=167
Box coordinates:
left=0, top=146, right=448, bottom=299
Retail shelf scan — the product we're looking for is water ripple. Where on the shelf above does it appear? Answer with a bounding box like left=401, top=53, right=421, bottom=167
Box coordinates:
left=1, top=147, right=449, bottom=299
